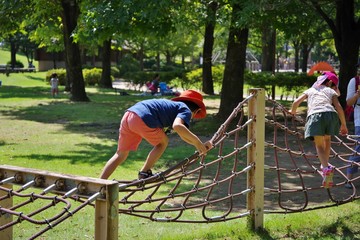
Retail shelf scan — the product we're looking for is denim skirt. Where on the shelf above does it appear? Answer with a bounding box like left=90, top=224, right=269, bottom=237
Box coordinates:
left=304, top=111, right=340, bottom=140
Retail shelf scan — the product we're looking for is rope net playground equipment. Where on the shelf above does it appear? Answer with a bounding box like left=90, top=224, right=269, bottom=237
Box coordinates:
left=1, top=88, right=360, bottom=239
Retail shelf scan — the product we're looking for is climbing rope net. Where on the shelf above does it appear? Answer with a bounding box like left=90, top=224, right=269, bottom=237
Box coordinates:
left=0, top=166, right=118, bottom=239
left=116, top=92, right=360, bottom=221
left=1, top=89, right=360, bottom=239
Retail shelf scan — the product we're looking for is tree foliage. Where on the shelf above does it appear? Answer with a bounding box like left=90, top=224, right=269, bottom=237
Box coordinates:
left=1, top=0, right=359, bottom=109
left=302, top=0, right=360, bottom=106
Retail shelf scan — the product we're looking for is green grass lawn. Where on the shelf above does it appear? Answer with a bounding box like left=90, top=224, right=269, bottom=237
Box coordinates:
left=1, top=72, right=360, bottom=239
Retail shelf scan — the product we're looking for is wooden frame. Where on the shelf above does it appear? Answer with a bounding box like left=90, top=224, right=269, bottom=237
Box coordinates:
left=247, top=88, right=265, bottom=230
left=0, top=165, right=119, bottom=240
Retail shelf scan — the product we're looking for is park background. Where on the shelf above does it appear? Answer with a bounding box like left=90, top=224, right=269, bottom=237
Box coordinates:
left=1, top=1, right=360, bottom=239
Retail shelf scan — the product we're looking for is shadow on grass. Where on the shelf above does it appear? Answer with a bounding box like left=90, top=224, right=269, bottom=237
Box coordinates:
left=1, top=85, right=220, bottom=141
left=10, top=143, right=146, bottom=170
left=12, top=142, right=114, bottom=166
left=0, top=85, right=50, bottom=99
left=254, top=228, right=275, bottom=240
left=320, top=212, right=360, bottom=239
left=0, top=85, right=142, bottom=138
left=0, top=85, right=154, bottom=171
left=26, top=74, right=46, bottom=81
left=235, top=211, right=360, bottom=239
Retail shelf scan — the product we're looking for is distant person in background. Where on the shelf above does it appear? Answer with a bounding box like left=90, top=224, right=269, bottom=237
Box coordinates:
left=50, top=73, right=59, bottom=98
left=345, top=62, right=360, bottom=189
left=149, top=74, right=160, bottom=95
left=28, top=61, right=35, bottom=69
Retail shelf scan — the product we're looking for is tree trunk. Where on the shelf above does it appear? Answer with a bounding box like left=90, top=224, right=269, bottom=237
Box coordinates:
left=202, top=1, right=218, bottom=95
left=261, top=25, right=276, bottom=72
left=301, top=43, right=309, bottom=73
left=61, top=0, right=89, bottom=102
left=100, top=39, right=113, bottom=88
left=64, top=58, right=71, bottom=91
left=138, top=43, right=144, bottom=71
left=218, top=4, right=249, bottom=119
left=311, top=0, right=360, bottom=107
left=261, top=25, right=276, bottom=99
left=156, top=52, right=160, bottom=71
left=334, top=1, right=360, bottom=107
left=293, top=41, right=300, bottom=72
left=165, top=50, right=171, bottom=65
left=10, top=38, right=17, bottom=69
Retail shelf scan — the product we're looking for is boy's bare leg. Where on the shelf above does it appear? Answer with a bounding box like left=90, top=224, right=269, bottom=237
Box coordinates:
left=140, top=136, right=169, bottom=172
left=100, top=151, right=129, bottom=179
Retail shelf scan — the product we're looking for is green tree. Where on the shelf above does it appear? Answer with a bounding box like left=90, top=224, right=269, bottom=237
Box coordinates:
left=60, top=0, right=89, bottom=101
left=218, top=1, right=252, bottom=119
left=0, top=0, right=31, bottom=68
left=78, top=0, right=184, bottom=88
left=27, top=9, right=64, bottom=70
left=18, top=26, right=38, bottom=67
left=77, top=0, right=128, bottom=88
left=276, top=0, right=328, bottom=73
left=201, top=0, right=223, bottom=95
left=304, top=0, right=360, bottom=106
left=179, top=0, right=229, bottom=95
left=256, top=1, right=295, bottom=99
left=1, top=0, right=89, bottom=101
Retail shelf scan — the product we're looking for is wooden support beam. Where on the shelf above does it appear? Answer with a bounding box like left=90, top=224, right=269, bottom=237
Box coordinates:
left=247, top=88, right=265, bottom=230
left=0, top=165, right=119, bottom=239
left=95, top=183, right=119, bottom=240
left=0, top=165, right=115, bottom=198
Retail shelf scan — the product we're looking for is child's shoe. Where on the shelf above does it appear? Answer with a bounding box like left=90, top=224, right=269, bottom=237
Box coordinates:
left=322, top=166, right=334, bottom=188
left=138, top=169, right=153, bottom=180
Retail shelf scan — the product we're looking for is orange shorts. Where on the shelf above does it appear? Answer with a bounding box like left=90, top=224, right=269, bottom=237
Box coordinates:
left=117, top=111, right=166, bottom=151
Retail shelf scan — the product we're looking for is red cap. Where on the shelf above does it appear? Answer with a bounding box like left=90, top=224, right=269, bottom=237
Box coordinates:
left=172, top=90, right=206, bottom=119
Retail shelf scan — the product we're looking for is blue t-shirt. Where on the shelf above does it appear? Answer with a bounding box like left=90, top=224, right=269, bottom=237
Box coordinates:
left=127, top=99, right=192, bottom=128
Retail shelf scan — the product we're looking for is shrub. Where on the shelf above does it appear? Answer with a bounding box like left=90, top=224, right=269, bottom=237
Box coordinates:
left=212, top=65, right=225, bottom=91
left=123, top=71, right=149, bottom=86
left=7, top=60, right=24, bottom=68
left=45, top=69, right=67, bottom=85
left=175, top=66, right=316, bottom=95
left=83, top=68, right=102, bottom=86
left=183, top=68, right=202, bottom=90
left=111, top=66, right=121, bottom=79
left=123, top=71, right=186, bottom=88
left=160, top=70, right=186, bottom=83
left=161, top=64, right=183, bottom=72
left=143, top=58, right=157, bottom=70
left=244, top=71, right=317, bottom=97
left=118, top=54, right=141, bottom=77
left=178, top=65, right=224, bottom=91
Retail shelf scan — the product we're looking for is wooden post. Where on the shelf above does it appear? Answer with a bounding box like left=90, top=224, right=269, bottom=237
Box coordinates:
left=95, top=183, right=119, bottom=240
left=0, top=184, right=13, bottom=240
left=0, top=165, right=119, bottom=240
left=247, top=88, right=265, bottom=230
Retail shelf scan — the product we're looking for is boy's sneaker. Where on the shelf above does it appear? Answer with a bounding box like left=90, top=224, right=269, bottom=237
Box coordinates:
left=322, top=166, right=334, bottom=188
left=138, top=169, right=153, bottom=180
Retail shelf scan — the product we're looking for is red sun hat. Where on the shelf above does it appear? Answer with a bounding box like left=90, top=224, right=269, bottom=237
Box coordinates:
left=323, top=71, right=339, bottom=86
left=312, top=71, right=339, bottom=89
left=172, top=90, right=206, bottom=119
